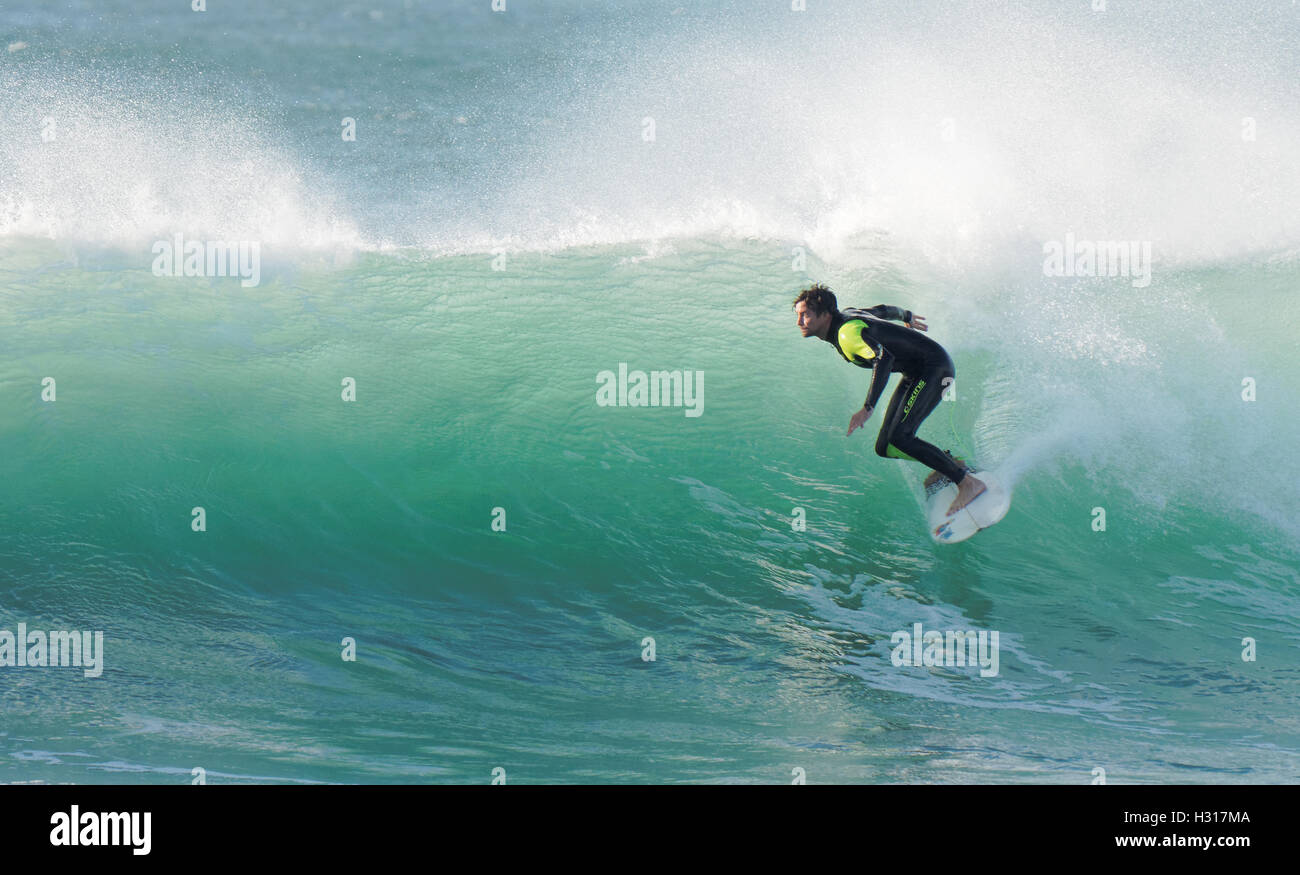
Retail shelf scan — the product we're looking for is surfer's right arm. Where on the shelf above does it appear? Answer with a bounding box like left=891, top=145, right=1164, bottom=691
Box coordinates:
left=864, top=304, right=927, bottom=331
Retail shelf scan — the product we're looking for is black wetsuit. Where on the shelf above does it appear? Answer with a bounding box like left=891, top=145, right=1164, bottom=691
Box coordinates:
left=823, top=305, right=967, bottom=483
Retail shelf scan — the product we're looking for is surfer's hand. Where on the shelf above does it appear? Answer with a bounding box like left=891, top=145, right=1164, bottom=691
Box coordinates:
left=847, top=406, right=872, bottom=436
left=907, top=314, right=928, bottom=331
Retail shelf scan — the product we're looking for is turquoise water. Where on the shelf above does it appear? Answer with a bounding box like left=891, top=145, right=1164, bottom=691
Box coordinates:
left=2, top=0, right=1298, bottom=784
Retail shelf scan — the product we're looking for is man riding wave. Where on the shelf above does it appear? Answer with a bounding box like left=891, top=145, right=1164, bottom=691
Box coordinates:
left=793, top=283, right=986, bottom=515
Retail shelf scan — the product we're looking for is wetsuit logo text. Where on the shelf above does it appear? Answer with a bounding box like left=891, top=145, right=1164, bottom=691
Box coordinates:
left=596, top=364, right=703, bottom=417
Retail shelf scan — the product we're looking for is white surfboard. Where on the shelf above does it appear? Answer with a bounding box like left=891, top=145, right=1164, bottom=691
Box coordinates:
left=924, top=467, right=1012, bottom=544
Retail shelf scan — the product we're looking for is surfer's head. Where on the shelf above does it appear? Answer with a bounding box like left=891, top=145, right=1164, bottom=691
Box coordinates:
left=793, top=283, right=837, bottom=340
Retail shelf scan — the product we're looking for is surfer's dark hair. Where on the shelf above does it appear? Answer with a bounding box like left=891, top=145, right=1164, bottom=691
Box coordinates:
left=792, top=283, right=837, bottom=316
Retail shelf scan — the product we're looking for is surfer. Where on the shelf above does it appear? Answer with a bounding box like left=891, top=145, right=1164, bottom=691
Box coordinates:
left=793, top=283, right=986, bottom=515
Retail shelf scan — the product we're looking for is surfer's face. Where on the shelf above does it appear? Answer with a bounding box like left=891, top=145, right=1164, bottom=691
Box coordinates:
left=795, top=301, right=830, bottom=338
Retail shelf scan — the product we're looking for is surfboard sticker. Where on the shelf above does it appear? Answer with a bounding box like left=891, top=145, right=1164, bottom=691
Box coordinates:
left=924, top=467, right=1012, bottom=544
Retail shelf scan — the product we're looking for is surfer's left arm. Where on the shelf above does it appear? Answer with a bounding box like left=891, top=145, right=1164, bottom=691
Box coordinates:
left=842, top=327, right=894, bottom=436
left=864, top=304, right=927, bottom=331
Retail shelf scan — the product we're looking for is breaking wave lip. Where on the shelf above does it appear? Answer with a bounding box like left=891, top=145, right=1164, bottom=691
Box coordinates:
left=7, top=0, right=1300, bottom=270
left=0, top=64, right=366, bottom=256
left=409, top=2, right=1300, bottom=268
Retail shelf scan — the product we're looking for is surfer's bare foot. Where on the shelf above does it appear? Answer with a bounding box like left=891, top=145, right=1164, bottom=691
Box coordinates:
left=925, top=458, right=964, bottom=489
left=946, top=475, right=986, bottom=515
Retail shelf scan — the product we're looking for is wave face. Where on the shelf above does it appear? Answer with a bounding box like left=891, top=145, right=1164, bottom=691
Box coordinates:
left=2, top=0, right=1298, bottom=783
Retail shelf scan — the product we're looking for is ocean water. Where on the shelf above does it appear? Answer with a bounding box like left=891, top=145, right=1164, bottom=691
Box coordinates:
left=1, top=0, right=1298, bottom=784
